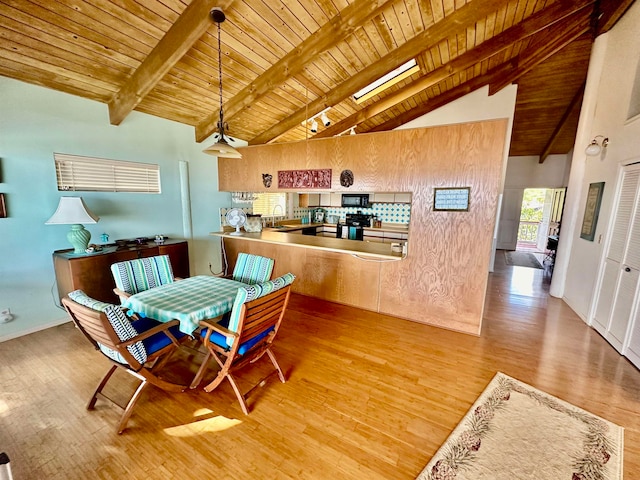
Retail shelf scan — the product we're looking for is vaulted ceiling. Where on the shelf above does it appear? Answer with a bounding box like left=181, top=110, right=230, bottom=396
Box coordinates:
left=0, top=0, right=633, bottom=161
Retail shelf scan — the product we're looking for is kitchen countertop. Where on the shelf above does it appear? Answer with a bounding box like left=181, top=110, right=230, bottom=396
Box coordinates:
left=212, top=230, right=406, bottom=260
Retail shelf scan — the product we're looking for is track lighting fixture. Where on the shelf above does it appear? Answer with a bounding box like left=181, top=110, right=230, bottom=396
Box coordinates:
left=350, top=127, right=356, bottom=135
left=301, top=107, right=331, bottom=133
left=585, top=135, right=609, bottom=156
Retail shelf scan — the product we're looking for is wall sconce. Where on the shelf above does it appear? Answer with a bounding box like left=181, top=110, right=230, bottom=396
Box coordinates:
left=585, top=135, right=609, bottom=156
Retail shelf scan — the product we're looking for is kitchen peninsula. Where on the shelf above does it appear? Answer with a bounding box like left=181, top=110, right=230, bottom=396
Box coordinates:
left=214, top=227, right=406, bottom=260
left=218, top=120, right=509, bottom=335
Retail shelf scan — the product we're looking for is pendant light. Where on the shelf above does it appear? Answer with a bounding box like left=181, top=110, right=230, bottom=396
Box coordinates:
left=203, top=7, right=242, bottom=159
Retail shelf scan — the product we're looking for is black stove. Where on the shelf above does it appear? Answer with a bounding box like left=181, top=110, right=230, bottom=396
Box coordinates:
left=345, top=213, right=372, bottom=227
left=338, top=212, right=372, bottom=241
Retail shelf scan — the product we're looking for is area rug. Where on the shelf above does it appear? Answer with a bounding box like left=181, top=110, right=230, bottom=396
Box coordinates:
left=504, top=250, right=543, bottom=269
left=417, top=372, right=623, bottom=480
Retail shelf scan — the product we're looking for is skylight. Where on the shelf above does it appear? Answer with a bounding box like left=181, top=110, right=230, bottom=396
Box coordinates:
left=352, top=59, right=420, bottom=104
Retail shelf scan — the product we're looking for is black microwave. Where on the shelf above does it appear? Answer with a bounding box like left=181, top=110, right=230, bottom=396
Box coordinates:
left=341, top=194, right=370, bottom=208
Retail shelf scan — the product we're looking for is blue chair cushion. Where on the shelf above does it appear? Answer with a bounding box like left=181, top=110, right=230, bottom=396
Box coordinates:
left=232, top=253, right=275, bottom=285
left=226, top=273, right=296, bottom=343
left=131, top=317, right=186, bottom=356
left=110, top=255, right=175, bottom=300
left=200, top=316, right=274, bottom=355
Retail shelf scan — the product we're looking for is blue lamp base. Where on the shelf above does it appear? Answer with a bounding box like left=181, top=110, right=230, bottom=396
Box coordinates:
left=67, top=224, right=91, bottom=254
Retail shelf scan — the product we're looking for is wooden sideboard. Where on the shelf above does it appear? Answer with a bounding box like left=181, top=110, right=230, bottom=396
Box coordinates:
left=53, top=239, right=189, bottom=304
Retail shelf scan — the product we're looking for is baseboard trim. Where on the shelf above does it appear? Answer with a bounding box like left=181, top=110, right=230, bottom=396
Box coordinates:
left=0, top=318, right=71, bottom=343
left=561, top=295, right=589, bottom=324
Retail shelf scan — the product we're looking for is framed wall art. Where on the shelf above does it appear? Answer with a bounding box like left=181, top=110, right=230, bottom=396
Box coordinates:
left=0, top=193, right=6, bottom=218
left=433, top=187, right=470, bottom=211
left=277, top=169, right=331, bottom=189
left=580, top=182, right=605, bottom=241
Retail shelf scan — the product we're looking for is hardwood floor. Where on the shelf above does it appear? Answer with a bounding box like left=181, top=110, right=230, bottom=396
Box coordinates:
left=2, top=254, right=639, bottom=479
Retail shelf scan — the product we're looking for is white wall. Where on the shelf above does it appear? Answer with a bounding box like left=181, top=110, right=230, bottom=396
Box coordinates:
left=0, top=77, right=230, bottom=341
left=503, top=154, right=571, bottom=188
left=554, top=1, right=640, bottom=320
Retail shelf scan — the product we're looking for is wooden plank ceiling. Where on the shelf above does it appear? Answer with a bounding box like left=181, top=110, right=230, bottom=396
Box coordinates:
left=0, top=0, right=633, bottom=160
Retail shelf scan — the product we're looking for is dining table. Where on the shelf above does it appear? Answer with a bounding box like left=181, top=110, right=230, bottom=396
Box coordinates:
left=122, top=275, right=247, bottom=335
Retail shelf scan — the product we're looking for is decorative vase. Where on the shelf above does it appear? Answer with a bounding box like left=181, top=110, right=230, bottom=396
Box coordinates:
left=68, top=224, right=91, bottom=253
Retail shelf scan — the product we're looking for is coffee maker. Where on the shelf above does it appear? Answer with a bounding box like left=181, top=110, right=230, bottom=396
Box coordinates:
left=313, top=208, right=325, bottom=223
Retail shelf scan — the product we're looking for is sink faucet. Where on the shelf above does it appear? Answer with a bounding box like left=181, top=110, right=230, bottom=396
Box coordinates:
left=272, top=204, right=284, bottom=227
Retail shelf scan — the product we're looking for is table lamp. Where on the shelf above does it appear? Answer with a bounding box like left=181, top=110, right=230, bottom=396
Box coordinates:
left=46, top=197, right=100, bottom=253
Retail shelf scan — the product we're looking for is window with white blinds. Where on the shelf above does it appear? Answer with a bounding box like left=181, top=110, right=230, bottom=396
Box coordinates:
left=54, top=153, right=161, bottom=193
left=252, top=193, right=287, bottom=217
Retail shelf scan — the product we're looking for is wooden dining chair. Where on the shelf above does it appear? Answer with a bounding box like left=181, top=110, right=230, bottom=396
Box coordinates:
left=190, top=273, right=295, bottom=414
left=230, top=253, right=275, bottom=285
left=62, top=290, right=188, bottom=434
left=110, top=254, right=178, bottom=303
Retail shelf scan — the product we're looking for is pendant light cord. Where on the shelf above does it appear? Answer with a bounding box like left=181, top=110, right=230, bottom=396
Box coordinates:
left=217, top=20, right=225, bottom=137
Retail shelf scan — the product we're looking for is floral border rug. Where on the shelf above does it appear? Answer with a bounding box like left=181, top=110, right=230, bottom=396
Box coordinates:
left=417, top=372, right=623, bottom=480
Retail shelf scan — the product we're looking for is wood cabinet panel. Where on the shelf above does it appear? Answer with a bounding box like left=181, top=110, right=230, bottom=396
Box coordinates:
left=373, top=193, right=395, bottom=203
left=224, top=238, right=380, bottom=311
left=53, top=240, right=189, bottom=304
left=394, top=193, right=412, bottom=203
left=159, top=242, right=190, bottom=279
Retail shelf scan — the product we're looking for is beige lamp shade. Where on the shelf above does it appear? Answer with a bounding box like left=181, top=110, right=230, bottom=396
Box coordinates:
left=203, top=138, right=242, bottom=158
left=46, top=197, right=99, bottom=254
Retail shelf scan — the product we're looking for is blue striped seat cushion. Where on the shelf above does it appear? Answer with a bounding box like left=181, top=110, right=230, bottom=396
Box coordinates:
left=110, top=255, right=175, bottom=297
left=232, top=253, right=274, bottom=285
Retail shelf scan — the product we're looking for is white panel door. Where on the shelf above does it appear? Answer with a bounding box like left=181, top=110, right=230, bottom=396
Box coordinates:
left=592, top=164, right=640, bottom=355
left=592, top=260, right=621, bottom=336
left=497, top=188, right=524, bottom=250
left=625, top=312, right=640, bottom=368
left=607, top=266, right=640, bottom=351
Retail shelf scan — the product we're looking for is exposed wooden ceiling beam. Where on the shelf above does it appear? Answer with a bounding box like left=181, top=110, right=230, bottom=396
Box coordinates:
left=597, top=0, right=636, bottom=33
left=195, top=0, right=395, bottom=143
left=488, top=15, right=592, bottom=95
left=314, top=0, right=593, bottom=139
left=367, top=13, right=591, bottom=133
left=368, top=61, right=518, bottom=132
left=539, top=81, right=586, bottom=163
left=249, top=0, right=509, bottom=145
left=108, top=0, right=230, bottom=126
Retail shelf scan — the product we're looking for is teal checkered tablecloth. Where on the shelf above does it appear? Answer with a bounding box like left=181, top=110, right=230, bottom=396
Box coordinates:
left=122, top=275, right=247, bottom=335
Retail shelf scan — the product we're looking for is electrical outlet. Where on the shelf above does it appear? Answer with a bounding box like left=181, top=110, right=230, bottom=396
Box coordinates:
left=0, top=307, right=12, bottom=324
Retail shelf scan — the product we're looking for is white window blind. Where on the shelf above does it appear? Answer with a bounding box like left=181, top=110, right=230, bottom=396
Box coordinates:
left=252, top=193, right=286, bottom=217
left=54, top=153, right=161, bottom=193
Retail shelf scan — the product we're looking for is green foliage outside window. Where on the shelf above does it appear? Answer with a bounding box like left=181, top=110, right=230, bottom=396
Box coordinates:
left=520, top=189, right=546, bottom=222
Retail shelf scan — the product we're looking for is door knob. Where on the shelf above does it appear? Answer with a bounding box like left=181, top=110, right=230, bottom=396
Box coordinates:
left=625, top=267, right=631, bottom=272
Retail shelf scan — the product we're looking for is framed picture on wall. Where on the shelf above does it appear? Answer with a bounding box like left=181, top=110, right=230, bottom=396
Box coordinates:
left=433, top=187, right=470, bottom=211
left=580, top=182, right=605, bottom=241
left=0, top=193, right=6, bottom=218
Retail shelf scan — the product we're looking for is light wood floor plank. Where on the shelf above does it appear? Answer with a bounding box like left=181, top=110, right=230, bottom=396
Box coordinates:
left=1, top=254, right=639, bottom=478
